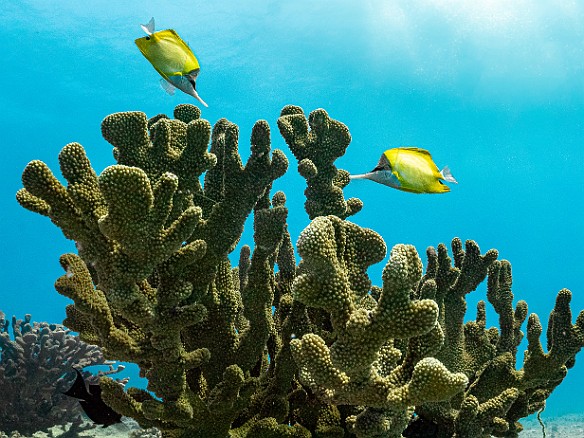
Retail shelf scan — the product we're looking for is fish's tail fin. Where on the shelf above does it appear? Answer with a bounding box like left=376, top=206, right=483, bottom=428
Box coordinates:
left=440, top=166, right=458, bottom=184
left=140, top=17, right=155, bottom=35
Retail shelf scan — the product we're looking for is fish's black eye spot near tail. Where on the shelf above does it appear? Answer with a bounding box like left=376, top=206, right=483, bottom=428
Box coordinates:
left=145, top=36, right=151, bottom=40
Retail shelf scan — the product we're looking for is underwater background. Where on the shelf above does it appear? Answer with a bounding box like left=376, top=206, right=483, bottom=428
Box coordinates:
left=2, top=0, right=583, bottom=423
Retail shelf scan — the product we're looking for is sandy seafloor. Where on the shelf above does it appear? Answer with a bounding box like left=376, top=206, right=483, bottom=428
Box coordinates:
left=0, top=419, right=161, bottom=438
left=3, top=415, right=584, bottom=438
left=519, top=414, right=584, bottom=438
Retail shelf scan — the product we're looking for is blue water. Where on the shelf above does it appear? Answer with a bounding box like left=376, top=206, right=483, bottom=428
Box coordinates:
left=2, top=0, right=583, bottom=420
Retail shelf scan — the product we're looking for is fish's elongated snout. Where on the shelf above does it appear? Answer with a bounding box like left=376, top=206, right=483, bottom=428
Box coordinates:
left=192, top=90, right=208, bottom=108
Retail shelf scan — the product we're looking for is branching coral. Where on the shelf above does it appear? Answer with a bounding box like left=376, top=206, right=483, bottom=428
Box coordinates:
left=277, top=105, right=362, bottom=219
left=289, top=217, right=468, bottom=437
left=16, top=104, right=584, bottom=437
left=0, top=312, right=123, bottom=435
left=407, top=241, right=584, bottom=437
left=17, top=105, right=292, bottom=437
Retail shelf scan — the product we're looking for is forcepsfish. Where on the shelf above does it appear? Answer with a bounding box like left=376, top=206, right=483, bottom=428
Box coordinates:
left=349, top=147, right=458, bottom=194
left=135, top=17, right=208, bottom=107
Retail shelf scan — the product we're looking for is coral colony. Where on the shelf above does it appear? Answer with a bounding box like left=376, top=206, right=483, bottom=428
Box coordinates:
left=0, top=312, right=125, bottom=435
left=14, top=104, right=584, bottom=437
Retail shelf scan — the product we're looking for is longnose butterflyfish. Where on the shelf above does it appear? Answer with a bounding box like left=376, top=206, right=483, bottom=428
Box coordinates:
left=135, top=18, right=208, bottom=107
left=349, top=147, right=458, bottom=194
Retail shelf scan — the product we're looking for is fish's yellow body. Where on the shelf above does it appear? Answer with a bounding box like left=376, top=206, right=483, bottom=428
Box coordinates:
left=350, top=147, right=457, bottom=194
left=384, top=148, right=448, bottom=193
left=135, top=30, right=200, bottom=79
left=135, top=19, right=208, bottom=107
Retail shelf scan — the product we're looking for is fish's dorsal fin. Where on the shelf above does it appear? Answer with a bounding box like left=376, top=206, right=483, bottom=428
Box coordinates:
left=397, top=147, right=433, bottom=157
left=141, top=17, right=155, bottom=35
left=160, top=78, right=176, bottom=95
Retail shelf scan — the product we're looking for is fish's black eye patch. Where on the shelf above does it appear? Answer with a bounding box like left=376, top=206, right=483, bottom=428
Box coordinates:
left=371, top=161, right=392, bottom=173
left=145, top=36, right=151, bottom=40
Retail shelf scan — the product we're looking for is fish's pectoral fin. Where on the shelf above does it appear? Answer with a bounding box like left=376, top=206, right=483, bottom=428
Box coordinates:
left=440, top=165, right=458, bottom=183
left=140, top=17, right=155, bottom=35
left=160, top=79, right=176, bottom=95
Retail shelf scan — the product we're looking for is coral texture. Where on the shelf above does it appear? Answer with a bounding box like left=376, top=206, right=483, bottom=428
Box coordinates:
left=277, top=105, right=362, bottom=219
left=0, top=312, right=124, bottom=435
left=290, top=217, right=468, bottom=437
left=405, top=242, right=584, bottom=437
left=16, top=104, right=584, bottom=437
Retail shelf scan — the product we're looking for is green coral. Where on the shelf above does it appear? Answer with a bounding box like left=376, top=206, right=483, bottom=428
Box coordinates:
left=17, top=105, right=290, bottom=437
left=409, top=241, right=584, bottom=437
left=16, top=104, right=584, bottom=437
left=277, top=106, right=362, bottom=219
left=289, top=217, right=468, bottom=437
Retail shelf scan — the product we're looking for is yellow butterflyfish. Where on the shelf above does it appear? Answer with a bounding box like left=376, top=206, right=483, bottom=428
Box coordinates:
left=349, top=147, right=458, bottom=194
left=135, top=18, right=208, bottom=107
